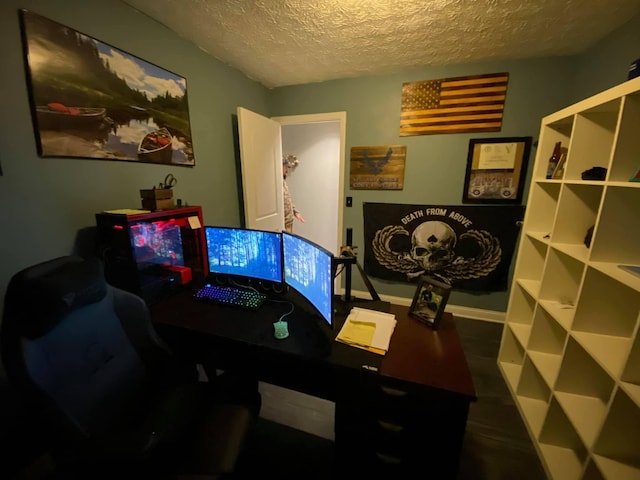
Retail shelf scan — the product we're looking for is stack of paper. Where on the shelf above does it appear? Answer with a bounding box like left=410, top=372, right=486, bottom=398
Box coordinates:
left=335, top=307, right=397, bottom=355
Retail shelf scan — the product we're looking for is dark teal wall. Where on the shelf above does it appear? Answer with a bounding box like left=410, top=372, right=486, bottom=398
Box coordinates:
left=269, top=58, right=577, bottom=311
left=268, top=10, right=640, bottom=312
left=571, top=14, right=640, bottom=102
left=0, top=0, right=269, bottom=313
left=0, top=0, right=637, bottom=315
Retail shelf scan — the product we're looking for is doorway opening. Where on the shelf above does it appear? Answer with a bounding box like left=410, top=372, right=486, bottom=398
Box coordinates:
left=274, top=112, right=346, bottom=257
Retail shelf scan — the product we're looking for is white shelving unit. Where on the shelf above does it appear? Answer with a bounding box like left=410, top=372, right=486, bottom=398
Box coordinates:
left=498, top=76, right=640, bottom=480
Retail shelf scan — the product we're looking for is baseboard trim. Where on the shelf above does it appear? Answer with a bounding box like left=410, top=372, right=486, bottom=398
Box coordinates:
left=342, top=289, right=505, bottom=324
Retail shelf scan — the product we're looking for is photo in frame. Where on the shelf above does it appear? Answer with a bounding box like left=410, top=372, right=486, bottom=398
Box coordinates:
left=462, top=137, right=532, bottom=204
left=408, top=275, right=452, bottom=329
left=19, top=9, right=195, bottom=166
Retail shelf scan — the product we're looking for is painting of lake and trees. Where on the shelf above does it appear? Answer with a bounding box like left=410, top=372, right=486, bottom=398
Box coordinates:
left=20, top=9, right=195, bottom=166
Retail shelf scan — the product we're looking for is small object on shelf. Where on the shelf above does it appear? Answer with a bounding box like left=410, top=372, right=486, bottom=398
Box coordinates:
left=630, top=167, right=640, bottom=182
left=618, top=264, right=640, bottom=278
left=546, top=141, right=562, bottom=179
left=584, top=225, right=594, bottom=247
left=581, top=166, right=607, bottom=180
left=629, top=57, right=640, bottom=80
left=551, top=149, right=567, bottom=179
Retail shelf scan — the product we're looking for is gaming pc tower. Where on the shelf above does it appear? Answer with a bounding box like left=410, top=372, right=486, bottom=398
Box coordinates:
left=95, top=206, right=206, bottom=304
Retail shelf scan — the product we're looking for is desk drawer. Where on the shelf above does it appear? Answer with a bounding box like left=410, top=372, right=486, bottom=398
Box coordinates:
left=336, top=377, right=468, bottom=424
left=335, top=376, right=469, bottom=477
left=335, top=423, right=462, bottom=478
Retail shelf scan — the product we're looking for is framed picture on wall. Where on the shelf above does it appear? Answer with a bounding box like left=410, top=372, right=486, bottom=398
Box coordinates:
left=408, top=275, right=452, bottom=329
left=19, top=9, right=195, bottom=166
left=462, top=137, right=532, bottom=204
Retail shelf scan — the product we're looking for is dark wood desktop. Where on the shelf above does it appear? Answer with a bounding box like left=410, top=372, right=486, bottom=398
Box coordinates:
left=151, top=289, right=476, bottom=476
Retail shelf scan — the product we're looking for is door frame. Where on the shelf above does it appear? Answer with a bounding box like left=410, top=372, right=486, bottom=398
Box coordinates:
left=271, top=111, right=347, bottom=254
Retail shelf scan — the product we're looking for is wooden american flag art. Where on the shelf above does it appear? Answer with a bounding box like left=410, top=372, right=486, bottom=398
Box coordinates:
left=400, top=72, right=509, bottom=136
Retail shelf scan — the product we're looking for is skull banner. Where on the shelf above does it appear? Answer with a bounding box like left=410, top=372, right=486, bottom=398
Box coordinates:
left=363, top=203, right=525, bottom=292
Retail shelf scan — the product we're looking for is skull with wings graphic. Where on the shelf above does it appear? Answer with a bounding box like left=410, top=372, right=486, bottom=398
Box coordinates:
left=371, top=220, right=502, bottom=284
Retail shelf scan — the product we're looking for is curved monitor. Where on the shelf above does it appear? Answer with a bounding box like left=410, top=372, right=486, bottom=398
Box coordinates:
left=282, top=232, right=334, bottom=329
left=204, top=226, right=283, bottom=284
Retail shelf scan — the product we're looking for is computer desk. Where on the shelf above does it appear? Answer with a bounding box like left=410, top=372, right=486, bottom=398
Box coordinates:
left=150, top=288, right=477, bottom=476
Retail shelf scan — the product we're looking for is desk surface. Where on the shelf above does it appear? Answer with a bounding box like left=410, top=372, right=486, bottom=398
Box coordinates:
left=383, top=303, right=476, bottom=399
left=150, top=290, right=476, bottom=401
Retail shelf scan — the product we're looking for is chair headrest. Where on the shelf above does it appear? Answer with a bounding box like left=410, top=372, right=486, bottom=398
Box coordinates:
left=6, top=256, right=108, bottom=338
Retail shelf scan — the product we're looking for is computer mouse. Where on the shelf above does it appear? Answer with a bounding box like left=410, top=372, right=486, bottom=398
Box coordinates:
left=273, top=320, right=289, bottom=339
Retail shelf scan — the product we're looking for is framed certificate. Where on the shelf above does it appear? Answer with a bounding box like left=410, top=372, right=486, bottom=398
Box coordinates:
left=462, top=137, right=532, bottom=204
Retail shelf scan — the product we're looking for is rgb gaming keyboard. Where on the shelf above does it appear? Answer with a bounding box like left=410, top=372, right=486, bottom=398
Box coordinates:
left=194, top=284, right=267, bottom=310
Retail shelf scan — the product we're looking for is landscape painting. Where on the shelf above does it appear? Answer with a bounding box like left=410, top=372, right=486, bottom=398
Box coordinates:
left=20, top=10, right=195, bottom=166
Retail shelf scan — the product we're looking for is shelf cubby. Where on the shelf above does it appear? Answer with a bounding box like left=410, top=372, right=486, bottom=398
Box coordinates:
left=591, top=456, right=640, bottom=480
left=525, top=182, right=561, bottom=236
left=608, top=92, right=640, bottom=182
left=572, top=268, right=639, bottom=337
left=572, top=268, right=638, bottom=377
left=554, top=338, right=614, bottom=448
left=498, top=326, right=525, bottom=391
left=506, top=282, right=536, bottom=329
left=516, top=278, right=541, bottom=299
left=514, top=234, right=548, bottom=283
left=551, top=184, right=603, bottom=262
left=590, top=186, right=640, bottom=265
left=539, top=398, right=588, bottom=480
left=582, top=459, right=606, bottom=480
left=563, top=101, right=619, bottom=182
left=538, top=299, right=575, bottom=332
left=621, top=333, right=640, bottom=407
left=516, top=357, right=550, bottom=436
left=589, top=261, right=640, bottom=294
left=538, top=248, right=585, bottom=325
left=535, top=117, right=574, bottom=180
left=592, top=389, right=640, bottom=476
left=527, top=308, right=566, bottom=388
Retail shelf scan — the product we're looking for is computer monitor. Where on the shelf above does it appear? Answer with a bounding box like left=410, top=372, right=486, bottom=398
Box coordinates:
left=130, top=218, right=185, bottom=267
left=204, top=226, right=283, bottom=286
left=282, top=232, right=334, bottom=329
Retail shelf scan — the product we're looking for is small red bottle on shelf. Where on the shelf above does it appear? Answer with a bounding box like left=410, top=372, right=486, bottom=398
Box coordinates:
left=546, top=142, right=562, bottom=179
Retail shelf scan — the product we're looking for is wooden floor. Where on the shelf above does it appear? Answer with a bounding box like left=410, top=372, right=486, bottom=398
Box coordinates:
left=234, top=317, right=548, bottom=479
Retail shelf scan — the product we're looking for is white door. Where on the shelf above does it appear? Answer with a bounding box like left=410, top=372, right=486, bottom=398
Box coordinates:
left=238, top=108, right=346, bottom=255
left=237, top=107, right=284, bottom=232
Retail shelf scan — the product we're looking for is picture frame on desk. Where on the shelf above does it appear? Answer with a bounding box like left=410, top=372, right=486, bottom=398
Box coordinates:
left=409, top=275, right=451, bottom=329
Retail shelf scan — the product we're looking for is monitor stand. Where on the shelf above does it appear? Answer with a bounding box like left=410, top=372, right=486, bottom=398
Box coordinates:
left=333, top=245, right=390, bottom=316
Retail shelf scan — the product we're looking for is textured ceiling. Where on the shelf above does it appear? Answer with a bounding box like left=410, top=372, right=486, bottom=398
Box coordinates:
left=123, top=0, right=640, bottom=89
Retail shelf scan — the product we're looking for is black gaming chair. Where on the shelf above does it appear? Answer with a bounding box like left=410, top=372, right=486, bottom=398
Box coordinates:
left=0, top=255, right=260, bottom=478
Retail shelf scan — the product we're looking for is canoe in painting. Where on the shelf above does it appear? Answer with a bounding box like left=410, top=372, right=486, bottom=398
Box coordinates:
left=138, top=127, right=173, bottom=163
left=36, top=103, right=108, bottom=130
